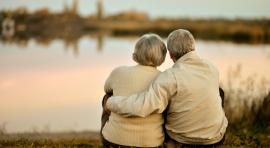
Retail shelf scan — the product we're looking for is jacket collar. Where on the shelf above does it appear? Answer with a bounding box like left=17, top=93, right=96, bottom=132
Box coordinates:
left=174, top=51, right=200, bottom=65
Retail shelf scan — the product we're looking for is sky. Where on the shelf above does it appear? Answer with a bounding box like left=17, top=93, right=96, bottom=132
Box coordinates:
left=0, top=0, right=270, bottom=19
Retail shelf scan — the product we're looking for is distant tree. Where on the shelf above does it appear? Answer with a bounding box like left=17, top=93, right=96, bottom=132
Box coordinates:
left=34, top=8, right=50, bottom=16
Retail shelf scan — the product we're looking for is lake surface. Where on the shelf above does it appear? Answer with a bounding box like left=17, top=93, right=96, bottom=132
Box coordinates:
left=0, top=36, right=270, bottom=133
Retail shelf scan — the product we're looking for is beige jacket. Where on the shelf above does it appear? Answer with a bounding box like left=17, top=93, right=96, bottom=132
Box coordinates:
left=102, top=65, right=164, bottom=147
left=107, top=51, right=228, bottom=145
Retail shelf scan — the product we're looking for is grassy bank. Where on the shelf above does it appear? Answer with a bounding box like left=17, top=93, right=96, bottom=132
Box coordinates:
left=0, top=131, right=100, bottom=147
left=224, top=92, right=270, bottom=147
left=0, top=129, right=269, bottom=147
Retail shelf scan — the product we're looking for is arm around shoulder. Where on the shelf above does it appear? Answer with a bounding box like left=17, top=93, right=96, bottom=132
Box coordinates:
left=107, top=69, right=177, bottom=117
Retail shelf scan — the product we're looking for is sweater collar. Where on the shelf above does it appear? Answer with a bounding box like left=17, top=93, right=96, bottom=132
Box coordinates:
left=136, top=64, right=157, bottom=71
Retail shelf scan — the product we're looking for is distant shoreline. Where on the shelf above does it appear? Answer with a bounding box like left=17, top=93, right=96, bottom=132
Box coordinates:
left=1, top=10, right=270, bottom=44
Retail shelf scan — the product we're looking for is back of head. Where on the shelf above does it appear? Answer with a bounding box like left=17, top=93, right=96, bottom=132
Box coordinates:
left=167, top=29, right=195, bottom=60
left=133, top=33, right=167, bottom=67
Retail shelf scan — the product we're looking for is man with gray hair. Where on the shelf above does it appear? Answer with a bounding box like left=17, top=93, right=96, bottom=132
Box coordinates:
left=106, top=29, right=228, bottom=147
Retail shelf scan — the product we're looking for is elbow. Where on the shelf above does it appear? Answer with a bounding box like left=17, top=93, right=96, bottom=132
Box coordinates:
left=139, top=113, right=147, bottom=118
left=105, top=89, right=113, bottom=95
left=136, top=110, right=150, bottom=118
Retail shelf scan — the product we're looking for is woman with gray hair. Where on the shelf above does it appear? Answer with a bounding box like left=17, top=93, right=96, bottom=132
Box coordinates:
left=101, top=33, right=167, bottom=147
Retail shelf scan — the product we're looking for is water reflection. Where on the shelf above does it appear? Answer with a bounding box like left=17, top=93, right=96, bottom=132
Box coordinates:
left=0, top=32, right=107, bottom=56
left=0, top=36, right=270, bottom=133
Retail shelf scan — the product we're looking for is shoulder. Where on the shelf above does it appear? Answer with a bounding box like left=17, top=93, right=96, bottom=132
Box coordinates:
left=203, top=59, right=220, bottom=74
left=155, top=68, right=176, bottom=84
left=105, top=66, right=129, bottom=86
left=106, top=65, right=137, bottom=80
left=109, top=65, right=130, bottom=75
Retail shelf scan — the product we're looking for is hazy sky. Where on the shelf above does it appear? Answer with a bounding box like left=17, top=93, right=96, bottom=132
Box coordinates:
left=0, top=0, right=270, bottom=19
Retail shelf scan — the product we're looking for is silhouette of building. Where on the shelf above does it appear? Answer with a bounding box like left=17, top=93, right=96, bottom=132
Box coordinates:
left=63, top=0, right=69, bottom=13
left=96, top=0, right=103, bottom=20
left=2, top=17, right=15, bottom=38
left=63, top=0, right=79, bottom=15
left=72, top=0, right=78, bottom=14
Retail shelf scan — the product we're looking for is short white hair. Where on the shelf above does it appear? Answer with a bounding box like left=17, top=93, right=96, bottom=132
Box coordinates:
left=167, top=29, right=195, bottom=60
left=133, top=33, right=167, bottom=67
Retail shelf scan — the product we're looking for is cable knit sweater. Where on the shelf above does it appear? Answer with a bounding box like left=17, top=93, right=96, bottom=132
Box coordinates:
left=102, top=65, right=164, bottom=147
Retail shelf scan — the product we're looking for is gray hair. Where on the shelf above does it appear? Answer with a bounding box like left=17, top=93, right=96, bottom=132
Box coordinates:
left=167, top=29, right=195, bottom=60
left=133, top=33, right=167, bottom=67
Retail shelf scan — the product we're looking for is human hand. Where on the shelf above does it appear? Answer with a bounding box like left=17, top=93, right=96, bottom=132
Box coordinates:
left=101, top=91, right=113, bottom=130
left=102, top=91, right=113, bottom=114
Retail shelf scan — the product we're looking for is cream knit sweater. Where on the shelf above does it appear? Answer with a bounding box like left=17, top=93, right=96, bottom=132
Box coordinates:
left=102, top=65, right=164, bottom=147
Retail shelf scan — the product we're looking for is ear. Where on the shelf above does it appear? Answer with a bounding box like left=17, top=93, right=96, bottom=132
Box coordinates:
left=169, top=52, right=176, bottom=62
left=169, top=52, right=173, bottom=59
left=132, top=53, right=137, bottom=62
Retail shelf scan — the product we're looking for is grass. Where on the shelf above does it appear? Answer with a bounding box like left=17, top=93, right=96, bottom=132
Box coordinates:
left=0, top=138, right=100, bottom=148
left=220, top=64, right=270, bottom=147
left=0, top=130, right=269, bottom=147
left=0, top=131, right=101, bottom=148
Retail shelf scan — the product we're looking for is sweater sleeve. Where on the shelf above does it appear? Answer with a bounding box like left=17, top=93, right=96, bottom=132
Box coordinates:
left=106, top=69, right=177, bottom=117
left=104, top=67, right=120, bottom=94
left=104, top=76, right=113, bottom=94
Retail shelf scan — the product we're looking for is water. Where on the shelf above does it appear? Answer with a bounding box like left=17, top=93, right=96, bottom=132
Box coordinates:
left=0, top=36, right=270, bottom=133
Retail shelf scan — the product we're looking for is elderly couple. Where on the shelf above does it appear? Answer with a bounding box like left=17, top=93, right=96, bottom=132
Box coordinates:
left=101, top=29, right=228, bottom=148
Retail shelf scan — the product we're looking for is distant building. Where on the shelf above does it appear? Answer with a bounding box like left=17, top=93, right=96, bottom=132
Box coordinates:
left=72, top=0, right=78, bottom=14
left=63, top=0, right=79, bottom=15
left=63, top=0, right=69, bottom=13
left=96, top=0, right=103, bottom=20
left=2, top=17, right=15, bottom=38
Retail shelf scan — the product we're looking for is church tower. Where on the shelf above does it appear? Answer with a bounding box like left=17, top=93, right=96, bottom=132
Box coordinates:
left=96, top=0, right=103, bottom=20
left=71, top=0, right=78, bottom=14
